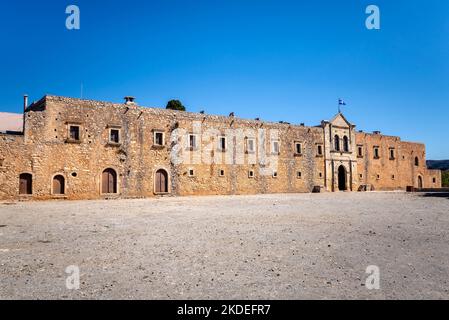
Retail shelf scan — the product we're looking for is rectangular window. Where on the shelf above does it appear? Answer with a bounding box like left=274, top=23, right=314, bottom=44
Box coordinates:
left=110, top=129, right=120, bottom=143
left=272, top=171, right=278, bottom=178
left=188, top=169, right=195, bottom=177
left=389, top=148, right=395, bottom=160
left=248, top=170, right=254, bottom=178
left=219, top=169, right=225, bottom=176
left=392, top=175, right=395, bottom=180
left=69, top=125, right=80, bottom=141
left=433, top=178, right=436, bottom=183
left=189, top=134, right=197, bottom=149
left=297, top=171, right=302, bottom=179
left=218, top=136, right=226, bottom=151
left=154, top=131, right=165, bottom=146
left=246, top=138, right=255, bottom=153
left=295, top=142, right=302, bottom=155
left=357, top=146, right=363, bottom=157
left=374, top=147, right=380, bottom=159
left=0, top=158, right=4, bottom=167
left=272, top=140, right=280, bottom=154
left=317, top=145, right=323, bottom=156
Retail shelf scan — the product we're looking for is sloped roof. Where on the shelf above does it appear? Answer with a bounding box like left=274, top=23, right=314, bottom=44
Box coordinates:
left=0, top=112, right=23, bottom=132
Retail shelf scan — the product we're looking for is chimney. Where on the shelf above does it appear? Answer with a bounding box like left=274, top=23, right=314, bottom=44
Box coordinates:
left=23, top=94, right=28, bottom=111
left=124, top=96, right=136, bottom=105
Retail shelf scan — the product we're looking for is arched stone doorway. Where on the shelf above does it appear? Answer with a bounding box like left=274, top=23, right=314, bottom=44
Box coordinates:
left=338, top=165, right=347, bottom=191
left=155, top=169, right=169, bottom=194
left=19, top=173, right=32, bottom=195
left=52, top=175, right=65, bottom=195
left=418, top=176, right=423, bottom=189
left=102, top=168, right=117, bottom=194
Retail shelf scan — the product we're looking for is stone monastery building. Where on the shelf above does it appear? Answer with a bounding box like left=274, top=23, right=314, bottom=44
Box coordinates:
left=0, top=95, right=442, bottom=200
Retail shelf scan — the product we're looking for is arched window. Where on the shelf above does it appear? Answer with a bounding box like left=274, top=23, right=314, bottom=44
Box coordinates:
left=343, top=136, right=349, bottom=152
left=19, top=173, right=32, bottom=195
left=415, top=157, right=419, bottom=166
left=334, top=135, right=340, bottom=151
left=102, top=168, right=117, bottom=194
left=52, top=175, right=65, bottom=195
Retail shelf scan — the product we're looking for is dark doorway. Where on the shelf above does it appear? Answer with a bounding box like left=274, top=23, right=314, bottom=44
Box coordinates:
left=19, top=173, right=32, bottom=195
left=102, top=168, right=117, bottom=194
left=418, top=176, right=423, bottom=189
left=53, top=175, right=65, bottom=195
left=155, top=169, right=169, bottom=193
left=338, top=165, right=347, bottom=191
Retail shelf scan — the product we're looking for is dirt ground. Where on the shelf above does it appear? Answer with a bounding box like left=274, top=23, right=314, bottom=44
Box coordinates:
left=0, top=192, right=448, bottom=300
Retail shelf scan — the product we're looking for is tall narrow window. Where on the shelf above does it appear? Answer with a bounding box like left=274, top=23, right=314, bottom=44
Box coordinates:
left=246, top=138, right=255, bottom=153
left=317, top=145, right=323, bottom=156
left=389, top=148, right=395, bottom=160
left=334, top=135, right=340, bottom=151
left=343, top=136, right=349, bottom=152
left=415, top=157, right=419, bottom=166
left=272, top=140, right=280, bottom=154
left=358, top=146, right=363, bottom=157
left=295, top=142, right=302, bottom=155
left=218, top=136, right=226, bottom=151
left=374, top=147, right=380, bottom=159
left=189, top=134, right=197, bottom=149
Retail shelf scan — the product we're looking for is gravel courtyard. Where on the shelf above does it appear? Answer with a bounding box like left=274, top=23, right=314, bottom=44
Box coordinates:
left=0, top=192, right=448, bottom=300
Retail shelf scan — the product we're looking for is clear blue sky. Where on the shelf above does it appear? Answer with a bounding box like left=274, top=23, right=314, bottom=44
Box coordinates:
left=0, top=0, right=448, bottom=159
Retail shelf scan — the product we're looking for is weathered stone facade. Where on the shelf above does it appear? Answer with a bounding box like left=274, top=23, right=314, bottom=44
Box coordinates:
left=0, top=95, right=442, bottom=200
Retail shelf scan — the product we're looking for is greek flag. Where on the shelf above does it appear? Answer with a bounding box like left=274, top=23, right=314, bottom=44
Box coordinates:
left=338, top=99, right=346, bottom=106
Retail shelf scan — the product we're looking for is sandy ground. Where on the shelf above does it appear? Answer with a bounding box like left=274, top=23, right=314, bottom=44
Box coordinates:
left=0, top=192, right=448, bottom=300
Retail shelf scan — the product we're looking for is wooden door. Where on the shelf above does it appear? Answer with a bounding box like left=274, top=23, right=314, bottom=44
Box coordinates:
left=53, top=175, right=65, bottom=195
left=155, top=170, right=168, bottom=193
left=19, top=174, right=32, bottom=195
left=102, top=169, right=117, bottom=194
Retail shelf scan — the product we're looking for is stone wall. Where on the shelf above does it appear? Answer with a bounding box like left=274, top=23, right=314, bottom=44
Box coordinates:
left=0, top=95, right=441, bottom=200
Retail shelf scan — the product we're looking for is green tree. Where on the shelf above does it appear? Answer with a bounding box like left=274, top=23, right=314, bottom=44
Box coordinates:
left=166, top=100, right=186, bottom=111
left=442, top=171, right=449, bottom=187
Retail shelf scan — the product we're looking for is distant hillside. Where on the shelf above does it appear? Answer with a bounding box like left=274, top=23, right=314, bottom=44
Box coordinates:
left=427, top=160, right=449, bottom=171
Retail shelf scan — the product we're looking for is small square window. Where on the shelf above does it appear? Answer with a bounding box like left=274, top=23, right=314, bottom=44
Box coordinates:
left=69, top=125, right=80, bottom=141
left=219, top=169, right=225, bottom=177
left=154, top=131, right=165, bottom=146
left=110, top=129, right=120, bottom=143
left=319, top=172, right=323, bottom=178
left=297, top=171, right=302, bottom=179
left=272, top=171, right=278, bottom=178
left=188, top=169, right=195, bottom=177
left=248, top=170, right=254, bottom=178
left=359, top=174, right=363, bottom=178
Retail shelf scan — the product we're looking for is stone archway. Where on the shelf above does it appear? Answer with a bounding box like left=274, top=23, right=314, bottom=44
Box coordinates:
left=338, top=165, right=347, bottom=191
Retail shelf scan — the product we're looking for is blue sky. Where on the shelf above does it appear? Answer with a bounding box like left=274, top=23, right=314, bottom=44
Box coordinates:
left=0, top=0, right=448, bottom=159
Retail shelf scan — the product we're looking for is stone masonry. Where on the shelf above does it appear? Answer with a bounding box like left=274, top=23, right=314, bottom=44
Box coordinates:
left=0, top=95, right=442, bottom=200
